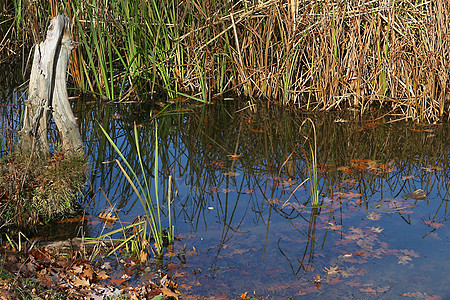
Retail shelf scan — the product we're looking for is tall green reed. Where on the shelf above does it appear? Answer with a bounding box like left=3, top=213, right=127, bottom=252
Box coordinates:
left=300, top=118, right=319, bottom=206
left=98, top=122, right=173, bottom=257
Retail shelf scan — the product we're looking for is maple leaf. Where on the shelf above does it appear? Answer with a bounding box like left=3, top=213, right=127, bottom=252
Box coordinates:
left=324, top=266, right=340, bottom=276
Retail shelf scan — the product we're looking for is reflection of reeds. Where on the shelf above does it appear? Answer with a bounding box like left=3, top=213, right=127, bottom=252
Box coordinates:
left=7, top=0, right=450, bottom=120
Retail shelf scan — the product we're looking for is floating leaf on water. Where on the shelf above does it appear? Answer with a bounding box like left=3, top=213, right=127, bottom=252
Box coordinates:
left=424, top=220, right=444, bottom=229
left=367, top=211, right=381, bottom=221
left=324, top=266, right=340, bottom=276
left=397, top=255, right=412, bottom=264
left=367, top=226, right=384, bottom=233
left=401, top=175, right=414, bottom=181
left=99, top=211, right=118, bottom=223
left=402, top=189, right=427, bottom=200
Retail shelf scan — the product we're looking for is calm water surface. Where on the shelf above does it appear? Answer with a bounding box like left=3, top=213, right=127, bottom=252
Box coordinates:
left=1, top=89, right=449, bottom=298
left=79, top=102, right=448, bottom=299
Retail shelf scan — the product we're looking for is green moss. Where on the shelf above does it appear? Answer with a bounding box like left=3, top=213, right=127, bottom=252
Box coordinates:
left=0, top=150, right=88, bottom=229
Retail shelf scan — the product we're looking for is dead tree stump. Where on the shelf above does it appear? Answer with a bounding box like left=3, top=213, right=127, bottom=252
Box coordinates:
left=19, top=15, right=84, bottom=156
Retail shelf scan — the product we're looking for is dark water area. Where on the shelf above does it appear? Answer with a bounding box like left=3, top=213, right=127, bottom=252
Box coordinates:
left=1, top=79, right=449, bottom=298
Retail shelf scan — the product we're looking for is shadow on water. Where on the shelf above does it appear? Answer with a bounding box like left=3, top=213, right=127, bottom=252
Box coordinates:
left=76, top=100, right=449, bottom=299
left=1, top=79, right=449, bottom=297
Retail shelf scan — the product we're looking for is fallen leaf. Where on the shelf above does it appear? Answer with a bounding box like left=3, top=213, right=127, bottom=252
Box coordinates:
left=401, top=175, right=414, bottom=181
left=424, top=220, right=444, bottom=229
left=367, top=211, right=381, bottom=221
left=72, top=276, right=90, bottom=287
left=314, top=274, right=321, bottom=284
left=99, top=211, right=118, bottom=222
left=360, top=286, right=377, bottom=295
left=324, top=266, right=340, bottom=276
left=367, top=226, right=383, bottom=233
left=97, top=270, right=109, bottom=280
left=239, top=292, right=248, bottom=300
left=110, top=277, right=128, bottom=285
left=161, top=286, right=180, bottom=299
left=397, top=255, right=412, bottom=264
left=81, top=264, right=94, bottom=280
left=140, top=250, right=148, bottom=263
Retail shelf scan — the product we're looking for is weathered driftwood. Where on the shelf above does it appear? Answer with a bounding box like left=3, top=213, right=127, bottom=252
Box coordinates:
left=20, top=15, right=84, bottom=155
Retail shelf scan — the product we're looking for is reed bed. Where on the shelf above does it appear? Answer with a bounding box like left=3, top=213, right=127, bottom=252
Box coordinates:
left=5, top=0, right=450, bottom=121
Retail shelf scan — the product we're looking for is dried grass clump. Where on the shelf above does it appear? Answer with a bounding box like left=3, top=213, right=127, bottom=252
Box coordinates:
left=0, top=150, right=88, bottom=229
left=9, top=0, right=450, bottom=122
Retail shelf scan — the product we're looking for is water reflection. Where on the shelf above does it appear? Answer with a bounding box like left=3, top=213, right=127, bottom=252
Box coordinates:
left=77, top=100, right=449, bottom=297
left=1, top=89, right=449, bottom=297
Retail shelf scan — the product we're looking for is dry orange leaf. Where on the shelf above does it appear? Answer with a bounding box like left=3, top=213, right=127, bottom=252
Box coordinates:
left=97, top=270, right=109, bottom=280
left=160, top=286, right=180, bottom=300
left=98, top=211, right=117, bottom=223
left=72, top=276, right=90, bottom=287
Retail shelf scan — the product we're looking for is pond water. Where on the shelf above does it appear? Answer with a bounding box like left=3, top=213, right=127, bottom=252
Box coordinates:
left=80, top=101, right=449, bottom=299
left=1, top=86, right=449, bottom=299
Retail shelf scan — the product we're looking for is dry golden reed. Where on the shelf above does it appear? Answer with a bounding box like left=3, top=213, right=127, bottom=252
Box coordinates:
left=7, top=0, right=450, bottom=122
